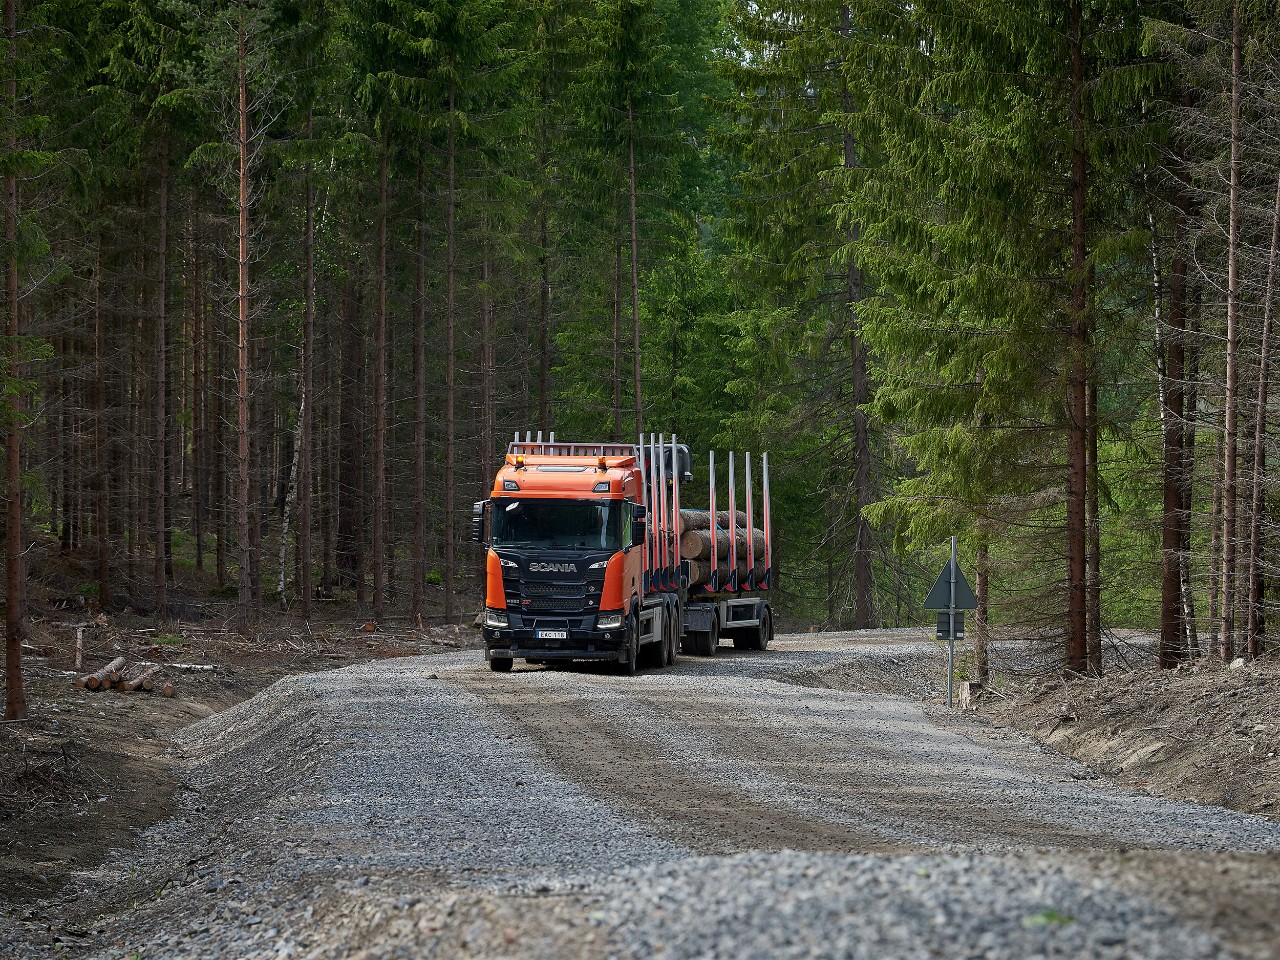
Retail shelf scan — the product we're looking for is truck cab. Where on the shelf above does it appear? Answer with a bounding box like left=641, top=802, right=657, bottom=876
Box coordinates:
left=474, top=448, right=650, bottom=672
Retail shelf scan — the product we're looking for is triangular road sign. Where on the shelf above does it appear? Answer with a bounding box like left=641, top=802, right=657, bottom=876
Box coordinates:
left=923, top=558, right=978, bottom=610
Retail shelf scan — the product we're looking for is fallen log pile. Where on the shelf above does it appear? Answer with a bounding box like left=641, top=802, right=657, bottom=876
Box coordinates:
left=74, top=657, right=177, bottom=697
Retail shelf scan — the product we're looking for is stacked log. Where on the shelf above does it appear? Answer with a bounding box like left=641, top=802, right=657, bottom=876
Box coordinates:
left=678, top=509, right=749, bottom=533
left=686, top=559, right=767, bottom=589
left=678, top=527, right=766, bottom=562
left=76, top=656, right=126, bottom=690
left=121, top=665, right=162, bottom=693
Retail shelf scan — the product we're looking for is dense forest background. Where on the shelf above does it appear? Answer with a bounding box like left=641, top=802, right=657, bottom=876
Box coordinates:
left=3, top=0, right=1279, bottom=717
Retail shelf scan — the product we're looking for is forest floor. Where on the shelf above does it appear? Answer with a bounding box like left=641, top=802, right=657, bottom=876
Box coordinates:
left=977, top=651, right=1280, bottom=821
left=0, top=608, right=483, bottom=904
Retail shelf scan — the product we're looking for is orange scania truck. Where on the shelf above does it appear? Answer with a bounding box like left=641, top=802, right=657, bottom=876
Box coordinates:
left=471, top=433, right=775, bottom=673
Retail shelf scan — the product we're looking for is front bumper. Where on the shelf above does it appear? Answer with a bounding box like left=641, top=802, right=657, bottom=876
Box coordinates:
left=482, top=620, right=628, bottom=663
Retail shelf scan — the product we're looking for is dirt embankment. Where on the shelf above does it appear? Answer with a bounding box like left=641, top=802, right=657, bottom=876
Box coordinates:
left=978, top=656, right=1280, bottom=819
left=0, top=617, right=481, bottom=904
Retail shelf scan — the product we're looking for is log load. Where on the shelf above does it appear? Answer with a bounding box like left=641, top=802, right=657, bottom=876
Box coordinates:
left=75, top=656, right=126, bottom=691
left=686, top=559, right=767, bottom=589
left=679, top=527, right=766, bottom=562
left=678, top=509, right=748, bottom=534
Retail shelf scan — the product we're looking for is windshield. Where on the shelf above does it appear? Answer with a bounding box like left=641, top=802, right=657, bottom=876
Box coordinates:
left=491, top=498, right=625, bottom=551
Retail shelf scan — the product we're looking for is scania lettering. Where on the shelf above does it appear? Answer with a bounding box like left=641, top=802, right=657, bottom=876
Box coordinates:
left=472, top=434, right=776, bottom=674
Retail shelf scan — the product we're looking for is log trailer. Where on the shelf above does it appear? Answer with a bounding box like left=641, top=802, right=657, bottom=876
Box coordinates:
left=472, top=433, right=776, bottom=673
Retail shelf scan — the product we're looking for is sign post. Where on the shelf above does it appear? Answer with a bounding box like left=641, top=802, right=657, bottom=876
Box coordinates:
left=923, top=540, right=978, bottom=708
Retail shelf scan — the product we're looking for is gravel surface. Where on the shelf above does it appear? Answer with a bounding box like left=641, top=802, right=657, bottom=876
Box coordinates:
left=5, top=630, right=1279, bottom=960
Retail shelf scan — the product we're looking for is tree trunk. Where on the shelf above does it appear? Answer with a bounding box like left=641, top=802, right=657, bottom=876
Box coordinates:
left=975, top=533, right=990, bottom=685
left=336, top=273, right=364, bottom=590
left=1086, top=378, right=1101, bottom=674
left=94, top=231, right=110, bottom=613
left=299, top=112, right=314, bottom=620
left=444, top=83, right=457, bottom=623
left=481, top=247, right=495, bottom=476
left=1155, top=207, right=1186, bottom=667
left=1219, top=1, right=1243, bottom=662
left=235, top=19, right=253, bottom=634
left=841, top=5, right=873, bottom=630
left=154, top=136, right=170, bottom=620
left=627, top=100, right=642, bottom=436
left=613, top=238, right=622, bottom=440
left=1064, top=0, right=1089, bottom=673
left=538, top=207, right=550, bottom=434
left=372, top=140, right=388, bottom=621
left=413, top=160, right=426, bottom=623
left=4, top=0, right=26, bottom=720
left=1244, top=170, right=1280, bottom=658
left=192, top=211, right=205, bottom=572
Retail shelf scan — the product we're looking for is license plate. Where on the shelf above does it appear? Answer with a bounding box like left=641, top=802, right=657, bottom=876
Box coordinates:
left=537, top=630, right=568, bottom=640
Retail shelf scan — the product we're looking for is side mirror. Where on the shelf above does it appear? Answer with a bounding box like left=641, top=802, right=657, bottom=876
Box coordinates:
left=471, top=500, right=488, bottom=545
left=631, top=504, right=647, bottom=549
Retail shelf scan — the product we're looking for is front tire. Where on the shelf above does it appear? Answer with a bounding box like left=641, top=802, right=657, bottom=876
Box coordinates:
left=489, top=656, right=513, bottom=673
left=619, top=613, right=639, bottom=676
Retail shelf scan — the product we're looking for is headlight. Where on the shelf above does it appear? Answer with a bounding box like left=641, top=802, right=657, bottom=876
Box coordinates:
left=596, top=611, right=623, bottom=630
left=588, top=559, right=610, bottom=570
left=498, top=556, right=518, bottom=568
left=484, top=608, right=509, bottom=628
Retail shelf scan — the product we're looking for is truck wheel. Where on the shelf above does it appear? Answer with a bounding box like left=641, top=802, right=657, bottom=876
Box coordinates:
left=662, top=610, right=677, bottom=667
left=619, top=613, right=639, bottom=676
left=696, top=614, right=718, bottom=657
left=734, top=608, right=773, bottom=651
left=489, top=656, right=513, bottom=673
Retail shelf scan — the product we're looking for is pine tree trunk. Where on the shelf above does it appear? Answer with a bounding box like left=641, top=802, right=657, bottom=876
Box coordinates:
left=1219, top=1, right=1243, bottom=662
left=841, top=5, right=874, bottom=630
left=1086, top=378, right=1101, bottom=674
left=444, top=83, right=457, bottom=624
left=192, top=212, right=205, bottom=572
left=336, top=273, right=364, bottom=590
left=538, top=207, right=550, bottom=434
left=1209, top=428, right=1224, bottom=652
left=481, top=247, right=494, bottom=475
left=1156, top=209, right=1186, bottom=667
left=235, top=20, right=253, bottom=634
left=299, top=111, right=314, bottom=621
left=628, top=100, right=642, bottom=436
left=1244, top=170, right=1280, bottom=657
left=613, top=239, right=622, bottom=440
left=4, top=0, right=25, bottom=721
left=412, top=161, right=426, bottom=623
left=1064, top=0, right=1089, bottom=673
left=372, top=140, right=388, bottom=621
left=975, top=533, right=990, bottom=685
left=154, top=137, right=169, bottom=620
left=94, top=231, right=110, bottom=612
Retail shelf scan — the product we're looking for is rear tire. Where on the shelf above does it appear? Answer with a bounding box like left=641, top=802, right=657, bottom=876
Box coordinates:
left=734, top=607, right=773, bottom=651
left=695, top=614, right=719, bottom=657
left=662, top=609, right=676, bottom=667
left=489, top=656, right=513, bottom=673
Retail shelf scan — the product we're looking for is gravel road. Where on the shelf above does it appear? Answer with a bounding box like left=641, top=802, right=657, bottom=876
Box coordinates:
left=8, top=630, right=1280, bottom=959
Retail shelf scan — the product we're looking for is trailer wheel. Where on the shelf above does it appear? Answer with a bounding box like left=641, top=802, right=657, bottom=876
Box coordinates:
left=758, top=607, right=773, bottom=651
left=694, top=613, right=719, bottom=657
left=489, top=657, right=513, bottom=673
